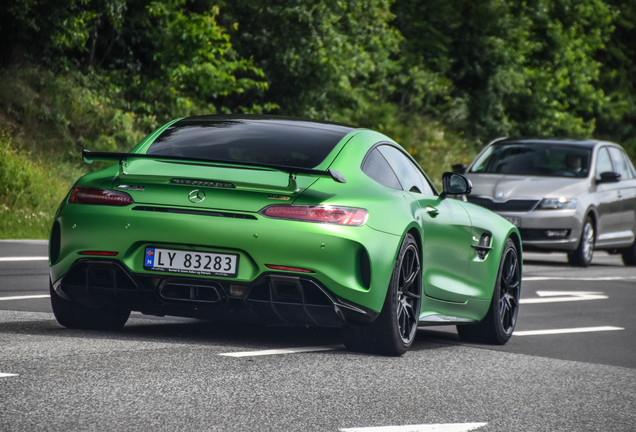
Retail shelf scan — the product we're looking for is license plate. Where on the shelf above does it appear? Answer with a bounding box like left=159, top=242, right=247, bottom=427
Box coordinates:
left=504, top=216, right=521, bottom=227
left=144, top=247, right=238, bottom=277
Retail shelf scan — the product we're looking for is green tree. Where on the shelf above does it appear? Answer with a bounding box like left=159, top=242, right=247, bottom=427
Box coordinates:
left=393, top=0, right=615, bottom=143
left=218, top=0, right=403, bottom=124
left=596, top=0, right=636, bottom=156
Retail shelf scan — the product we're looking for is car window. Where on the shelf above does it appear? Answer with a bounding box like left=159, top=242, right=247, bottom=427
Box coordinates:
left=377, top=145, right=435, bottom=195
left=608, top=147, right=634, bottom=180
left=471, top=143, right=591, bottom=177
left=146, top=117, right=352, bottom=168
left=595, top=147, right=614, bottom=180
left=361, top=148, right=402, bottom=189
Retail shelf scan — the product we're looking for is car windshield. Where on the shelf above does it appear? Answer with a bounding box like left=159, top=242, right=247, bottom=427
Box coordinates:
left=470, top=142, right=592, bottom=177
left=146, top=116, right=354, bottom=169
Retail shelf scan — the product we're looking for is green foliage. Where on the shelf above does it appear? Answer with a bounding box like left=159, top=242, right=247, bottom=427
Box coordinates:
left=0, top=66, right=151, bottom=158
left=123, top=0, right=273, bottom=118
left=0, top=132, right=76, bottom=238
left=394, top=0, right=616, bottom=142
left=1, top=0, right=636, bottom=239
left=596, top=0, right=636, bottom=157
left=219, top=0, right=403, bottom=121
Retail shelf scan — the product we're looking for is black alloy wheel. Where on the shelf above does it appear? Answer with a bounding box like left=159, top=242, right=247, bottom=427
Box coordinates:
left=50, top=279, right=130, bottom=330
left=498, top=242, right=521, bottom=336
left=457, top=238, right=520, bottom=344
left=343, top=233, right=422, bottom=355
left=395, top=240, right=421, bottom=345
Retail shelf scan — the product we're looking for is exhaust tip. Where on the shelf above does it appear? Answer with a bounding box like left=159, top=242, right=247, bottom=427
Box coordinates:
left=159, top=280, right=224, bottom=303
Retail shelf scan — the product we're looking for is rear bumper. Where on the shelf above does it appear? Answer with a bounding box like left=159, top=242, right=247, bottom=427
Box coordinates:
left=53, top=259, right=378, bottom=327
left=50, top=203, right=402, bottom=313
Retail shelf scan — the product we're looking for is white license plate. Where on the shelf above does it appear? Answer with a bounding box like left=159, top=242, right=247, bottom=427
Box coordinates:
left=504, top=216, right=521, bottom=227
left=144, top=247, right=238, bottom=277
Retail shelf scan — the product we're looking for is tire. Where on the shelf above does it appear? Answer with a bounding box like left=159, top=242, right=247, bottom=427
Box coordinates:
left=457, top=238, right=520, bottom=345
left=343, top=234, right=422, bottom=356
left=50, top=280, right=130, bottom=330
left=568, top=217, right=595, bottom=267
left=621, top=240, right=636, bottom=266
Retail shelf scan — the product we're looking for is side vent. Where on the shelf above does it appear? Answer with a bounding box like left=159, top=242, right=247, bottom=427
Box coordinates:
left=358, top=248, right=371, bottom=289
left=471, top=233, right=493, bottom=260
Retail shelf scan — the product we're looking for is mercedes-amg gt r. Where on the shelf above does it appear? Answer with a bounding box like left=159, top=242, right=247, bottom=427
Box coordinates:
left=49, top=115, right=522, bottom=355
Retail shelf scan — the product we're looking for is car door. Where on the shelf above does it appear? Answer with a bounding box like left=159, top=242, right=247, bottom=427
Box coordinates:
left=375, top=145, right=475, bottom=304
left=607, top=147, right=636, bottom=246
left=594, top=146, right=636, bottom=248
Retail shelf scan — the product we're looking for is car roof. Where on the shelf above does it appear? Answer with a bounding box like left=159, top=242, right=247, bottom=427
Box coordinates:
left=491, top=137, right=620, bottom=149
left=172, top=114, right=357, bottom=135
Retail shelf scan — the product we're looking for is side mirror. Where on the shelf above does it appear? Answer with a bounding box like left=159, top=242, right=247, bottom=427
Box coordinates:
left=452, top=163, right=467, bottom=174
left=597, top=171, right=621, bottom=184
left=441, top=172, right=472, bottom=198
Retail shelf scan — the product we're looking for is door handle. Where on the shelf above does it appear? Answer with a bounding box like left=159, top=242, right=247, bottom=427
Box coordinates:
left=425, top=205, right=439, bottom=217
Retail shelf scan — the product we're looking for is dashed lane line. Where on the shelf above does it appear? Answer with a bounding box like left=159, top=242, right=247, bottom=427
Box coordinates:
left=524, top=276, right=636, bottom=281
left=0, top=295, right=50, bottom=301
left=0, top=256, right=48, bottom=262
left=514, top=326, right=624, bottom=336
left=219, top=345, right=344, bottom=357
left=339, top=423, right=488, bottom=432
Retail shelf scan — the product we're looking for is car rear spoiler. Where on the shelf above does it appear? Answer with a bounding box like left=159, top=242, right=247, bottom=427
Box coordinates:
left=82, top=150, right=347, bottom=185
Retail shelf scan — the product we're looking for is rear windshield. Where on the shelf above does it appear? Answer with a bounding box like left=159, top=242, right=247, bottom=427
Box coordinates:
left=146, top=117, right=354, bottom=169
left=470, top=142, right=593, bottom=178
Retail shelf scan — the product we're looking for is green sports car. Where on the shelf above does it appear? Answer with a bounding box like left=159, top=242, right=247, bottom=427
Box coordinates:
left=49, top=115, right=522, bottom=355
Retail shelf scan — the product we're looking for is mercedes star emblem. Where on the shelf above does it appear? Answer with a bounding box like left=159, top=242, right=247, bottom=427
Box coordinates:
left=188, top=189, right=206, bottom=203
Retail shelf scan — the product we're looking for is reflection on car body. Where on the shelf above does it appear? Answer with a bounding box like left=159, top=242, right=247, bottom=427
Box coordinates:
left=455, top=138, right=636, bottom=266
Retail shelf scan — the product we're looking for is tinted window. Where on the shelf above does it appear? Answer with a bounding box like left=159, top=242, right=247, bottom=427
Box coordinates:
left=608, top=147, right=634, bottom=180
left=596, top=147, right=614, bottom=180
left=361, top=148, right=402, bottom=189
left=471, top=143, right=592, bottom=177
left=377, top=145, right=435, bottom=195
left=147, top=117, right=353, bottom=168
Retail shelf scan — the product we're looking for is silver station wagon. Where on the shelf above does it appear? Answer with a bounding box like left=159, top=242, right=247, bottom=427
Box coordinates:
left=454, top=138, right=636, bottom=266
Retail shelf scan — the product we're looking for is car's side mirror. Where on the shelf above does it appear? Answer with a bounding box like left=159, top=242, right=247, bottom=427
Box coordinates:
left=441, top=172, right=472, bottom=198
left=452, top=163, right=467, bottom=174
left=597, top=171, right=621, bottom=184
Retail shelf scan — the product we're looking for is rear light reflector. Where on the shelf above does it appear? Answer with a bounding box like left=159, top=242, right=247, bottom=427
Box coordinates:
left=70, top=187, right=134, bottom=206
left=266, top=264, right=315, bottom=273
left=260, top=205, right=368, bottom=226
left=79, top=251, right=119, bottom=256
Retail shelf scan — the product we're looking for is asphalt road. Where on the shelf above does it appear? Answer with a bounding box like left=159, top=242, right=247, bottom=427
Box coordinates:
left=1, top=240, right=635, bottom=431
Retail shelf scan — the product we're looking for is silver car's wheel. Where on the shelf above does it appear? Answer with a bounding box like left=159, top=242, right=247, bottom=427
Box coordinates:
left=568, top=217, right=595, bottom=267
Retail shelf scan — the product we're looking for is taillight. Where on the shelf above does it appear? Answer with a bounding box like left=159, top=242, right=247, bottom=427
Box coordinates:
left=265, top=264, right=314, bottom=273
left=69, top=187, right=134, bottom=206
left=260, top=205, right=368, bottom=226
left=79, top=251, right=119, bottom=256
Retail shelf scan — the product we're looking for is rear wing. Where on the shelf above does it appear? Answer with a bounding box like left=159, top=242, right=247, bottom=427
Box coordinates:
left=82, top=150, right=347, bottom=185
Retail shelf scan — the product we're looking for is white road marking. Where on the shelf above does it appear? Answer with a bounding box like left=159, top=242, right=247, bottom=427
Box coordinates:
left=220, top=345, right=343, bottom=357
left=520, top=291, right=608, bottom=304
left=514, top=326, right=624, bottom=336
left=524, top=276, right=636, bottom=281
left=0, top=239, right=47, bottom=244
left=0, top=295, right=50, bottom=301
left=0, top=373, right=19, bottom=378
left=340, top=423, right=487, bottom=432
left=0, top=256, right=48, bottom=262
